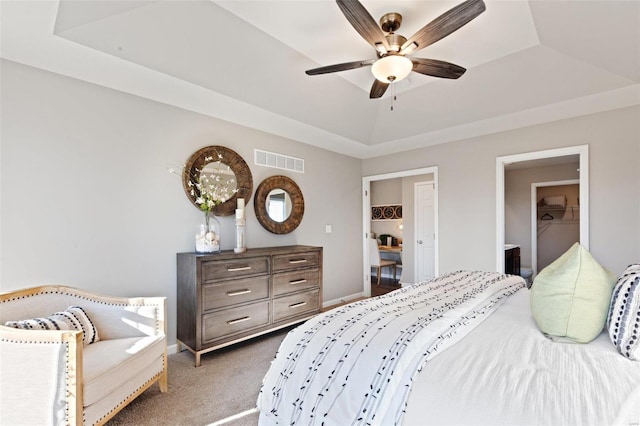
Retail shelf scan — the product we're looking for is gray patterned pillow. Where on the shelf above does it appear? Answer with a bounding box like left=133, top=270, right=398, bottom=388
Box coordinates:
left=607, top=264, right=640, bottom=360
left=4, top=306, right=100, bottom=346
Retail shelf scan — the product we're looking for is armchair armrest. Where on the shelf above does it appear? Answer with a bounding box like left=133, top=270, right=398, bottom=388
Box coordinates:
left=0, top=325, right=83, bottom=425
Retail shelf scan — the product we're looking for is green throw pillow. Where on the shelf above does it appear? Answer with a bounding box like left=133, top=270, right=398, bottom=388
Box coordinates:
left=530, top=242, right=616, bottom=343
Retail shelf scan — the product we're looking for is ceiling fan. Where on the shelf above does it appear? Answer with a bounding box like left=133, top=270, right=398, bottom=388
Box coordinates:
left=305, top=0, right=486, bottom=99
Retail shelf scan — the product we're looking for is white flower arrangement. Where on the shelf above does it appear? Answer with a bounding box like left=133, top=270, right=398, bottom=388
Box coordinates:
left=188, top=154, right=238, bottom=213
left=168, top=153, right=238, bottom=214
left=169, top=151, right=239, bottom=253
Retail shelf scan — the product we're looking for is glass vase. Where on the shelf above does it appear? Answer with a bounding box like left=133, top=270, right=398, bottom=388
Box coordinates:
left=195, top=212, right=221, bottom=253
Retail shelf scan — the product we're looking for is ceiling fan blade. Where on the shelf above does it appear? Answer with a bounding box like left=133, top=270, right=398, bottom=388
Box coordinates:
left=336, top=0, right=390, bottom=54
left=411, top=58, right=466, bottom=79
left=369, top=80, right=389, bottom=99
left=400, top=0, right=486, bottom=55
left=306, top=59, right=375, bottom=75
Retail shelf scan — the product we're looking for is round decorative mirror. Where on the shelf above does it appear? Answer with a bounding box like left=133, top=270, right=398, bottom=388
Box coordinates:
left=254, top=175, right=304, bottom=234
left=182, top=146, right=253, bottom=216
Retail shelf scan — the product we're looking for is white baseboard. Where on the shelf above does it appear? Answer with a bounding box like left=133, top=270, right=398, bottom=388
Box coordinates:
left=167, top=343, right=179, bottom=355
left=323, top=292, right=364, bottom=309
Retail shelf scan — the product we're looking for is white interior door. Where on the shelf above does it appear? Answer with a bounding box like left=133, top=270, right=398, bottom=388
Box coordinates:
left=415, top=182, right=435, bottom=281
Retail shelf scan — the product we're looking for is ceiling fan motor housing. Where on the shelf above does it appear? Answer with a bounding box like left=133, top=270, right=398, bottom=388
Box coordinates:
left=385, top=34, right=407, bottom=54
left=380, top=12, right=402, bottom=33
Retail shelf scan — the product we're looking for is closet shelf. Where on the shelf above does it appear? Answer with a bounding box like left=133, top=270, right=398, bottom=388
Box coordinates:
left=538, top=206, right=579, bottom=212
left=537, top=219, right=580, bottom=224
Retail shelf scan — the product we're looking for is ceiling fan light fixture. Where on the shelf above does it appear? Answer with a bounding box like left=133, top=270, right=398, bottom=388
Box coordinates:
left=371, top=55, right=412, bottom=83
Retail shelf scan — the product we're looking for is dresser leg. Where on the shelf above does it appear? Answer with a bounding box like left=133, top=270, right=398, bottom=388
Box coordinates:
left=195, top=352, right=201, bottom=368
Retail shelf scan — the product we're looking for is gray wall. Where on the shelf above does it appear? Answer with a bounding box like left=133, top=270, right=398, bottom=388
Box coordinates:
left=2, top=59, right=639, bottom=347
left=362, top=106, right=640, bottom=276
left=0, top=60, right=364, bottom=345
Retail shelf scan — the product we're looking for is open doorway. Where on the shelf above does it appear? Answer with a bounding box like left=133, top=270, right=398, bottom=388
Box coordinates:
left=362, top=167, right=439, bottom=297
left=496, top=145, right=589, bottom=276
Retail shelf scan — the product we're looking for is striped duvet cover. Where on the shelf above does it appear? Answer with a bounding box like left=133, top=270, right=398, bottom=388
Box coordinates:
left=257, top=270, right=525, bottom=425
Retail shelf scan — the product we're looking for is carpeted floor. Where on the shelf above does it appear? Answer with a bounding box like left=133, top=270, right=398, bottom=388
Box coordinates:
left=106, top=327, right=291, bottom=426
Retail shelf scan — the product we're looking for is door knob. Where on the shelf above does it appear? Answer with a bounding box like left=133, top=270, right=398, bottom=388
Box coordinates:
left=417, top=240, right=423, bottom=244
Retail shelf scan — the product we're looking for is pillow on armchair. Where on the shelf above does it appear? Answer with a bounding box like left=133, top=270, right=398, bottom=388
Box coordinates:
left=4, top=305, right=99, bottom=345
left=530, top=243, right=616, bottom=343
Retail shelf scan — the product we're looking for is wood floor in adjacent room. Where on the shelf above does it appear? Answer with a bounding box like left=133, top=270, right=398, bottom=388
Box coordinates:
left=371, top=276, right=401, bottom=297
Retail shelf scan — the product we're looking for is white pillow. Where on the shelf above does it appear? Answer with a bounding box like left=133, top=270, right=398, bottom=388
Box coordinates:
left=607, top=264, right=640, bottom=360
left=4, top=306, right=100, bottom=346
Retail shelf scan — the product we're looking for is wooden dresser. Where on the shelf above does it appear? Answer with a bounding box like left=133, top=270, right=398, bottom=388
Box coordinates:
left=177, top=245, right=322, bottom=366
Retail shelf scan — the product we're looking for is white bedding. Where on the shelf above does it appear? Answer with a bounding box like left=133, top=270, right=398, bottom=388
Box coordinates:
left=403, top=288, right=640, bottom=426
left=258, top=272, right=640, bottom=425
left=258, top=271, right=524, bottom=425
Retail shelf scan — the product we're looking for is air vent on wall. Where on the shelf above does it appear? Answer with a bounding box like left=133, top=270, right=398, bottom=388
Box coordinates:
left=254, top=149, right=304, bottom=173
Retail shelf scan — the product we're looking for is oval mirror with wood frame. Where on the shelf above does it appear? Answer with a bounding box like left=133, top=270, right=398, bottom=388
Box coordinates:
left=254, top=175, right=304, bottom=234
left=182, top=146, right=253, bottom=216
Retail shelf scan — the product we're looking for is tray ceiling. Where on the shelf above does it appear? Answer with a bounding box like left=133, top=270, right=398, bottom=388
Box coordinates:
left=1, top=0, right=638, bottom=158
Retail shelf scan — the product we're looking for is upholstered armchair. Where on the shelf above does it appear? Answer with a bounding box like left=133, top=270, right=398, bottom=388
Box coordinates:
left=0, top=285, right=167, bottom=425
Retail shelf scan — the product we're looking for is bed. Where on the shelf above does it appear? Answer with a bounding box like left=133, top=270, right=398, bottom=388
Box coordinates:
left=257, top=270, right=640, bottom=425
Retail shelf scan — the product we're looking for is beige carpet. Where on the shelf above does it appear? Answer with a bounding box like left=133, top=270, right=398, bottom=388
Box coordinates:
left=107, top=328, right=291, bottom=426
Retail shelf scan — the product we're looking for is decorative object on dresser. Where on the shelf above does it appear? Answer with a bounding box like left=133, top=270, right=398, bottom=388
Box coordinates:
left=254, top=175, right=305, bottom=234
left=177, top=245, right=322, bottom=366
left=234, top=197, right=247, bottom=253
left=181, top=146, right=253, bottom=217
left=169, top=145, right=254, bottom=253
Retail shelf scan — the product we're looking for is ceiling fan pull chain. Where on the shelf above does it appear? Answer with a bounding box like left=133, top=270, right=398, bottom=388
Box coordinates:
left=390, top=81, right=396, bottom=111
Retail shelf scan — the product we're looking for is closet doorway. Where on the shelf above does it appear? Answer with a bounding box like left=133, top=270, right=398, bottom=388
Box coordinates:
left=496, top=145, right=589, bottom=275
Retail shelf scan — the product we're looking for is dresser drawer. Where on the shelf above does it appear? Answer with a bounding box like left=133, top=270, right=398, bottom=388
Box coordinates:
left=273, top=251, right=319, bottom=272
left=273, top=289, right=319, bottom=322
left=273, top=269, right=320, bottom=296
left=201, top=256, right=269, bottom=281
left=202, top=276, right=269, bottom=311
left=202, top=301, right=270, bottom=343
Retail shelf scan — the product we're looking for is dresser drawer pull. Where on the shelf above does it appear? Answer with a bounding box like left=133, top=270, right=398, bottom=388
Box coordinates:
left=289, top=279, right=308, bottom=285
left=227, top=289, right=252, bottom=296
left=227, top=266, right=252, bottom=272
left=227, top=316, right=251, bottom=325
left=289, top=301, right=307, bottom=309
left=289, top=259, right=308, bottom=264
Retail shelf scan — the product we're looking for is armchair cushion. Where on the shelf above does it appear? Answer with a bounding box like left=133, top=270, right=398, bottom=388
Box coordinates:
left=4, top=305, right=99, bottom=345
left=83, top=335, right=165, bottom=406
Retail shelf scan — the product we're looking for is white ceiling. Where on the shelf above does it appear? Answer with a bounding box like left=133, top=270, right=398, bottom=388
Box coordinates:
left=1, top=0, right=639, bottom=159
